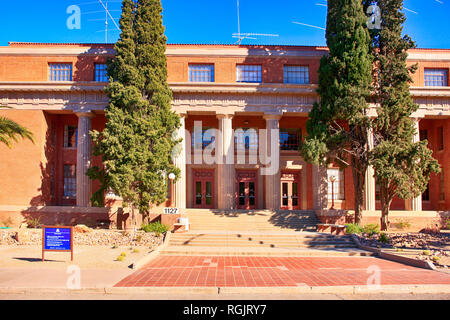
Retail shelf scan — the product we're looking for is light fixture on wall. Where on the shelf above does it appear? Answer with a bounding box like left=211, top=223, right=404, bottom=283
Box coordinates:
left=244, top=120, right=249, bottom=125
left=169, top=173, right=176, bottom=207
left=329, top=175, right=336, bottom=210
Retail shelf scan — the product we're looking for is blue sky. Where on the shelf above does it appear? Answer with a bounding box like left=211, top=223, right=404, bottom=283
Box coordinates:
left=0, top=0, right=449, bottom=48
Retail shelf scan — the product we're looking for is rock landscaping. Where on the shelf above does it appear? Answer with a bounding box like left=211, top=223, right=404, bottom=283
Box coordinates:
left=0, top=225, right=164, bottom=249
left=353, top=231, right=450, bottom=270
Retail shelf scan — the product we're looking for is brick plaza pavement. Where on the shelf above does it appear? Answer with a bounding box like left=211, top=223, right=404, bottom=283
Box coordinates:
left=115, top=256, right=450, bottom=287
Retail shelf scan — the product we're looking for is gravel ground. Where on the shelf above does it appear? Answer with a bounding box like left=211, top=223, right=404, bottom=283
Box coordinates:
left=0, top=227, right=164, bottom=248
left=354, top=231, right=450, bottom=269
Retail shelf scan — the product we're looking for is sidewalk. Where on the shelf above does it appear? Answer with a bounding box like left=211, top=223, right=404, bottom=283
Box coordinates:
left=1, top=246, right=450, bottom=297
left=0, top=245, right=143, bottom=289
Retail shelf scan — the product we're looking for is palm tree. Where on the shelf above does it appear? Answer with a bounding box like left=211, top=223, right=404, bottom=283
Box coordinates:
left=0, top=107, right=34, bottom=147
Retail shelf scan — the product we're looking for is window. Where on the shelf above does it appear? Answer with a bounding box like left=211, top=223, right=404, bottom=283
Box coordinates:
left=50, top=123, right=56, bottom=147
left=236, top=65, right=262, bottom=83
left=63, top=165, right=76, bottom=198
left=64, top=126, right=77, bottom=148
left=192, top=127, right=215, bottom=150
left=189, top=64, right=214, bottom=82
left=49, top=63, right=73, bottom=81
left=106, top=188, right=120, bottom=198
left=440, top=168, right=445, bottom=201
left=327, top=168, right=345, bottom=200
left=166, top=178, right=173, bottom=200
left=280, top=129, right=302, bottom=151
left=424, top=69, right=448, bottom=87
left=235, top=128, right=258, bottom=151
left=438, top=127, right=444, bottom=151
left=50, top=163, right=55, bottom=199
left=419, top=130, right=428, bottom=142
left=284, top=65, right=309, bottom=84
left=422, top=183, right=430, bottom=201
left=95, top=63, right=108, bottom=82
left=375, top=181, right=381, bottom=201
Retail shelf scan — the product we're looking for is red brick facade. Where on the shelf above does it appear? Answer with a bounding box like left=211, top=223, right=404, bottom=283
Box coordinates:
left=0, top=42, right=449, bottom=229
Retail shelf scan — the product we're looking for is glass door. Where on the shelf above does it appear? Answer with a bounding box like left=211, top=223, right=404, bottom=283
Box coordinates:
left=280, top=171, right=301, bottom=210
left=193, top=170, right=214, bottom=209
left=236, top=171, right=257, bottom=209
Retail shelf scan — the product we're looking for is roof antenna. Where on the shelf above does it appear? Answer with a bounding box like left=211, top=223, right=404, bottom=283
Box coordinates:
left=97, top=0, right=121, bottom=42
left=232, top=0, right=279, bottom=45
left=105, top=0, right=108, bottom=43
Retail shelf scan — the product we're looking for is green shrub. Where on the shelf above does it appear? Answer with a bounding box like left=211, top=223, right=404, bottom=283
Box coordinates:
left=379, top=233, right=389, bottom=244
left=141, top=222, right=169, bottom=235
left=120, top=252, right=127, bottom=257
left=132, top=248, right=140, bottom=253
left=26, top=217, right=41, bottom=228
left=116, top=255, right=125, bottom=261
left=1, top=217, right=13, bottom=228
left=422, top=250, right=431, bottom=256
left=363, top=224, right=380, bottom=235
left=446, top=218, right=450, bottom=230
left=432, top=256, right=440, bottom=263
left=345, top=223, right=363, bottom=234
left=395, top=219, right=411, bottom=230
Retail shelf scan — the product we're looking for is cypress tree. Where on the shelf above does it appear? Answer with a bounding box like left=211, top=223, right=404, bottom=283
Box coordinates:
left=301, top=0, right=373, bottom=224
left=88, top=0, right=181, bottom=224
left=369, top=0, right=440, bottom=230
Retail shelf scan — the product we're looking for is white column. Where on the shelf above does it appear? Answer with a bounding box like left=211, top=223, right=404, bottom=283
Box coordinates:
left=365, top=127, right=376, bottom=211
left=312, top=165, right=328, bottom=212
left=174, top=113, right=187, bottom=211
left=75, top=112, right=94, bottom=207
left=263, top=114, right=281, bottom=210
left=217, top=114, right=235, bottom=209
left=409, top=118, right=422, bottom=211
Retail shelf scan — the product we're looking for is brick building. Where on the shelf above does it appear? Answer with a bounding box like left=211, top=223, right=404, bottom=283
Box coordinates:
left=0, top=42, right=448, bottom=229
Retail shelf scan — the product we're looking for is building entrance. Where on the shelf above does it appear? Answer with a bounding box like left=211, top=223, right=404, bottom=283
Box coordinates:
left=236, top=170, right=257, bottom=210
left=280, top=171, right=301, bottom=210
left=193, top=169, right=215, bottom=209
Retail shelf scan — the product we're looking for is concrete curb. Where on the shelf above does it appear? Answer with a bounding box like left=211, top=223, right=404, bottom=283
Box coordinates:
left=130, top=231, right=171, bottom=270
left=379, top=251, right=436, bottom=270
left=1, top=284, right=450, bottom=296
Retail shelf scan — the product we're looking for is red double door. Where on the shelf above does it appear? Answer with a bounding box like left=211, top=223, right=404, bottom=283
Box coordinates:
left=236, top=170, right=257, bottom=210
left=193, top=169, right=214, bottom=209
left=280, top=171, right=301, bottom=210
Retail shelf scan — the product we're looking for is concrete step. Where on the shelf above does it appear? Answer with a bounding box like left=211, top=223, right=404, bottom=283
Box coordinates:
left=171, top=231, right=352, bottom=241
left=179, top=209, right=322, bottom=233
left=159, top=246, right=372, bottom=257
left=168, top=233, right=357, bottom=249
left=168, top=245, right=357, bottom=249
left=170, top=233, right=350, bottom=238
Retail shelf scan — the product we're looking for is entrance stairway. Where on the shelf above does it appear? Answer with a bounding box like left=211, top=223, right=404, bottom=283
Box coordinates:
left=183, top=209, right=321, bottom=232
left=159, top=210, right=370, bottom=257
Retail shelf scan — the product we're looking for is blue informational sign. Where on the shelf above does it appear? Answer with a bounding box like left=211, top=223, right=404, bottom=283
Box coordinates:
left=44, top=227, right=72, bottom=251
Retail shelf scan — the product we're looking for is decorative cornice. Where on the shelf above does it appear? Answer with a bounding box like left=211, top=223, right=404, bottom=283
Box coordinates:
left=165, top=47, right=328, bottom=58
left=0, top=47, right=115, bottom=56
left=169, top=82, right=318, bottom=95
left=0, top=82, right=448, bottom=116
left=410, top=87, right=450, bottom=97
left=0, top=82, right=107, bottom=92
left=1, top=44, right=450, bottom=61
left=1, top=82, right=449, bottom=97
left=407, top=52, right=450, bottom=61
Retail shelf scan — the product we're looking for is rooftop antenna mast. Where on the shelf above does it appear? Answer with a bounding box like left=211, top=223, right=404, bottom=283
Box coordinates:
left=97, top=0, right=121, bottom=43
left=75, top=0, right=121, bottom=43
left=105, top=0, right=108, bottom=43
left=232, top=0, right=279, bottom=44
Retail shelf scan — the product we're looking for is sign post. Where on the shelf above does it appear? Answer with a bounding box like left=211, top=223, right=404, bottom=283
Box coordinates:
left=42, top=226, right=73, bottom=262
